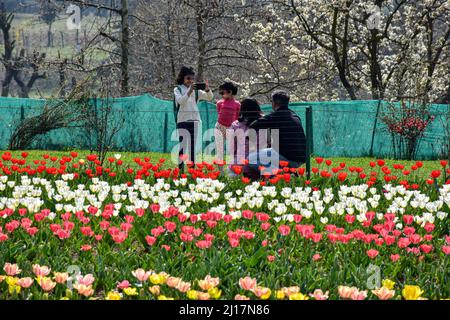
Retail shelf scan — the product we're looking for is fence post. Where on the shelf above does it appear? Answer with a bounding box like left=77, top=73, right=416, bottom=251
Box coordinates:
left=204, top=102, right=210, bottom=160
left=369, top=99, right=382, bottom=157
left=163, top=112, right=168, bottom=153
left=305, top=106, right=313, bottom=178
left=20, top=105, right=25, bottom=122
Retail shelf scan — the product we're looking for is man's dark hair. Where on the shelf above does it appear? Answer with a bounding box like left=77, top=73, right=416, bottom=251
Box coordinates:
left=219, top=82, right=238, bottom=95
left=271, top=90, right=290, bottom=107
left=176, top=66, right=195, bottom=85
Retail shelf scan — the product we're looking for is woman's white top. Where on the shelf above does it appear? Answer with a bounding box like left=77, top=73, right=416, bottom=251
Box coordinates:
left=174, top=84, right=214, bottom=123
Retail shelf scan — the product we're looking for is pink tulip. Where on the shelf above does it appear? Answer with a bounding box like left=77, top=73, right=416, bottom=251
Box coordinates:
left=77, top=274, right=95, bottom=286
left=313, top=254, right=321, bottom=261
left=235, top=294, right=250, bottom=300
left=54, top=272, right=69, bottom=284
left=229, top=238, right=240, bottom=247
left=81, top=244, right=92, bottom=251
left=278, top=225, right=291, bottom=236
left=38, top=277, right=56, bottom=292
left=261, top=223, right=271, bottom=231
left=149, top=285, right=160, bottom=296
left=17, top=277, right=34, bottom=288
left=117, top=280, right=130, bottom=289
left=74, top=283, right=94, bottom=297
left=351, top=289, right=367, bottom=300
left=252, top=286, right=271, bottom=299
left=281, top=286, right=300, bottom=297
left=4, top=263, right=21, bottom=276
left=0, top=232, right=8, bottom=242
left=338, top=286, right=358, bottom=299
left=197, top=292, right=210, bottom=300
left=32, top=264, right=51, bottom=277
left=132, top=268, right=151, bottom=282
left=367, top=249, right=379, bottom=259
left=198, top=275, right=220, bottom=290
left=239, top=276, right=257, bottom=291
left=161, top=244, right=171, bottom=251
left=423, top=223, right=435, bottom=233
left=166, top=276, right=182, bottom=288
left=390, top=254, right=401, bottom=262
left=372, top=287, right=395, bottom=300
left=145, top=235, right=157, bottom=246
left=309, top=289, right=329, bottom=300
left=196, top=240, right=212, bottom=249
left=442, top=246, right=450, bottom=255
left=403, top=215, right=414, bottom=225
left=176, top=281, right=191, bottom=293
left=420, top=244, right=433, bottom=254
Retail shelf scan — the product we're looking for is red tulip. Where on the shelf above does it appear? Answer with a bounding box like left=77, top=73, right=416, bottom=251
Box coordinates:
left=366, top=249, right=379, bottom=259
left=431, top=170, right=441, bottom=179
left=278, top=225, right=291, bottom=236
left=390, top=254, right=400, bottom=262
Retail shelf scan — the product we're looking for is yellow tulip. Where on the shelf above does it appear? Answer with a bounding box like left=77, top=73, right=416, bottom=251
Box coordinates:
left=187, top=290, right=199, bottom=300
left=208, top=287, right=222, bottom=299
left=275, top=290, right=286, bottom=300
left=289, top=293, right=309, bottom=300
left=149, top=274, right=165, bottom=285
left=382, top=279, right=395, bottom=290
left=260, top=289, right=271, bottom=300
left=158, top=295, right=174, bottom=300
left=106, top=291, right=122, bottom=300
left=123, top=287, right=138, bottom=296
left=8, top=284, right=21, bottom=295
left=402, top=285, right=424, bottom=300
left=65, top=289, right=73, bottom=299
left=6, top=276, right=18, bottom=286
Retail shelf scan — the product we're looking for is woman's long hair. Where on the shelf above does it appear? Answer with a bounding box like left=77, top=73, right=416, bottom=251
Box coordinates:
left=176, top=66, right=195, bottom=85
left=238, top=98, right=263, bottom=125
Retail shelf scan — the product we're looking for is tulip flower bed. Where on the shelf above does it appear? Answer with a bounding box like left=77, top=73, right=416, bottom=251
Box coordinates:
left=0, top=151, right=449, bottom=300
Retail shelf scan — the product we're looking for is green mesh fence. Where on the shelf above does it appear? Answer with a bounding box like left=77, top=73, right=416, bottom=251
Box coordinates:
left=0, top=95, right=448, bottom=159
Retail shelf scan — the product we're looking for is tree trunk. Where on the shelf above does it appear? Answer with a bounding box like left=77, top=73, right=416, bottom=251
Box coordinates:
left=1, top=70, right=13, bottom=97
left=167, top=1, right=176, bottom=82
left=120, top=0, right=130, bottom=96
left=59, top=58, right=68, bottom=98
left=331, top=7, right=357, bottom=100
left=47, top=23, right=53, bottom=47
left=195, top=1, right=206, bottom=81
left=0, top=5, right=14, bottom=97
left=368, top=1, right=383, bottom=100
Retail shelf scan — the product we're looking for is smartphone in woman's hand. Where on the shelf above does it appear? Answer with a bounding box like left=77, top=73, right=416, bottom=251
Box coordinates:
left=194, top=83, right=206, bottom=90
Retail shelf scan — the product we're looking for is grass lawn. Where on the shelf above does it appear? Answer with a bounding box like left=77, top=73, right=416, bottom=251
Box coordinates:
left=3, top=149, right=446, bottom=179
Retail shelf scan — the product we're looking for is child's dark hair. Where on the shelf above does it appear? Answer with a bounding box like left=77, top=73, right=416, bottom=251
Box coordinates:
left=176, top=66, right=195, bottom=85
left=219, top=82, right=238, bottom=95
left=238, top=98, right=263, bottom=125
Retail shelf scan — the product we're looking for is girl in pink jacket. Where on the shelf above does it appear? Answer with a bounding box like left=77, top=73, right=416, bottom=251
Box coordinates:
left=214, top=82, right=240, bottom=163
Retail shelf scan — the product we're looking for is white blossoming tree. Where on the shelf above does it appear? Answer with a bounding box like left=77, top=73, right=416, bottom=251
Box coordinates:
left=239, top=0, right=450, bottom=102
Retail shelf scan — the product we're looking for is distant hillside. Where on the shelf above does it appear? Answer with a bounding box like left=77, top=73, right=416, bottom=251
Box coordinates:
left=3, top=0, right=138, bottom=14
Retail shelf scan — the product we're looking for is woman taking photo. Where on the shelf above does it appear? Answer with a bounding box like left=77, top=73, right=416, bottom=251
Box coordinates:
left=174, top=66, right=213, bottom=170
